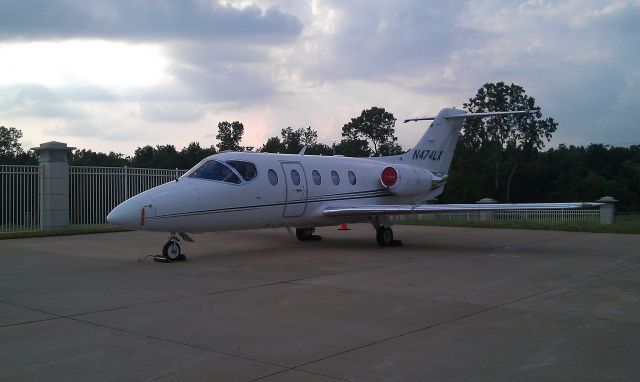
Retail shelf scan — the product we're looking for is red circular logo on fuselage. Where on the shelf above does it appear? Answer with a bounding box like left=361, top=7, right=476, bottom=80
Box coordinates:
left=381, top=167, right=398, bottom=188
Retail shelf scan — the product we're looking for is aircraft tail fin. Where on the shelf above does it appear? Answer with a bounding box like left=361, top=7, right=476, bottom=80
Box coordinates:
left=399, top=108, right=534, bottom=175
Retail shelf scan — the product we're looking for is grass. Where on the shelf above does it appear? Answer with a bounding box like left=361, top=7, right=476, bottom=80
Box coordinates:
left=0, top=225, right=128, bottom=240
left=396, top=214, right=640, bottom=234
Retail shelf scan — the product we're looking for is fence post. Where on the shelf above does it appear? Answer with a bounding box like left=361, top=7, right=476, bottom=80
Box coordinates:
left=477, top=198, right=497, bottom=222
left=596, top=196, right=618, bottom=225
left=31, top=141, right=76, bottom=230
left=124, top=165, right=128, bottom=199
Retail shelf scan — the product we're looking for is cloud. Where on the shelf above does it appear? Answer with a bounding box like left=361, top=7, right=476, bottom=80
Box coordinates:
left=161, top=42, right=277, bottom=102
left=0, top=84, right=96, bottom=119
left=2, top=0, right=639, bottom=152
left=0, top=0, right=303, bottom=44
left=289, top=1, right=476, bottom=81
left=139, top=103, right=207, bottom=122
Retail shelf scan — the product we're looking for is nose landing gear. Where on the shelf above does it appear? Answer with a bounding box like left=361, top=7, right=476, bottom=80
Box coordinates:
left=154, top=233, right=187, bottom=262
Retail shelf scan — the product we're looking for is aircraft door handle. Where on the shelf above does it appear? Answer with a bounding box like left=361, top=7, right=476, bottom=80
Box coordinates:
left=296, top=188, right=303, bottom=192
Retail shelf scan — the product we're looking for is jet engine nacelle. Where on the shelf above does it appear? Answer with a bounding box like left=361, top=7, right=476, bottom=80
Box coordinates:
left=380, top=165, right=433, bottom=197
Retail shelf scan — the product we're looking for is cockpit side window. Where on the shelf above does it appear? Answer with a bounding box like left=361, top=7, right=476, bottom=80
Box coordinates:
left=226, top=160, right=258, bottom=182
left=188, top=160, right=240, bottom=184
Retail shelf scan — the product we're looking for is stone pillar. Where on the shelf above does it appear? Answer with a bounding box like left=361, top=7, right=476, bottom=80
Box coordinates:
left=477, top=198, right=497, bottom=222
left=596, top=196, right=618, bottom=225
left=31, top=142, right=76, bottom=230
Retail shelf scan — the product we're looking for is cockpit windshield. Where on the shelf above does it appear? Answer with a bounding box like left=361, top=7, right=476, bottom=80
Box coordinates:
left=188, top=160, right=241, bottom=184
left=227, top=160, right=257, bottom=181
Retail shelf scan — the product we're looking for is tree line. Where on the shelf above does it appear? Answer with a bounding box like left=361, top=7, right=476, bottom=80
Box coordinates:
left=1, top=82, right=638, bottom=210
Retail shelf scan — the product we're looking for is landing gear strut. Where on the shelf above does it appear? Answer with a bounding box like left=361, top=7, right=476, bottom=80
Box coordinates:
left=296, top=227, right=321, bottom=241
left=155, top=233, right=186, bottom=262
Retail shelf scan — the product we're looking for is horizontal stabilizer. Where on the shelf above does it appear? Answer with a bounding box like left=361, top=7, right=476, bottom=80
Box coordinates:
left=404, top=109, right=537, bottom=123
left=324, top=202, right=603, bottom=217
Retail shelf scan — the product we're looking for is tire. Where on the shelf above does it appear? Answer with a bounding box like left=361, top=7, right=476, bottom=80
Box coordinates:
left=296, top=228, right=314, bottom=241
left=376, top=227, right=393, bottom=246
left=162, top=240, right=181, bottom=260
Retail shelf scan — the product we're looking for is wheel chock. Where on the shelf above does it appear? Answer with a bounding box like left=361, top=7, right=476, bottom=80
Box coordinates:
left=153, top=254, right=187, bottom=263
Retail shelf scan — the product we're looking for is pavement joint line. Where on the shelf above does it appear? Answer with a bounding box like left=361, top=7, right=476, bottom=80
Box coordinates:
left=284, top=258, right=640, bottom=373
left=486, top=232, right=573, bottom=251
left=0, top=277, right=353, bottom=330
left=492, top=302, right=640, bottom=325
left=0, top=280, right=285, bottom=330
left=0, top=316, right=65, bottom=329
left=290, top=304, right=497, bottom=372
left=496, top=258, right=640, bottom=309
left=1, top=297, right=297, bottom=375
left=248, top=367, right=351, bottom=382
left=0, top=263, right=134, bottom=282
left=66, top=315, right=292, bottom=373
left=0, top=276, right=393, bottom=330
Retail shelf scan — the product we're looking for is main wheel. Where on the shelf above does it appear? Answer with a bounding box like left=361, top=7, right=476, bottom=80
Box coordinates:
left=162, top=240, right=181, bottom=260
left=296, top=228, right=314, bottom=241
left=376, top=226, right=393, bottom=246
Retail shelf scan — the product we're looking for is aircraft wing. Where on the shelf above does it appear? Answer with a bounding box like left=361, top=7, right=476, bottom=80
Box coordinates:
left=323, top=202, right=602, bottom=217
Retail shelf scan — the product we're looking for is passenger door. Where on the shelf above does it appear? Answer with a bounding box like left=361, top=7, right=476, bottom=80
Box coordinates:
left=281, top=162, right=307, bottom=217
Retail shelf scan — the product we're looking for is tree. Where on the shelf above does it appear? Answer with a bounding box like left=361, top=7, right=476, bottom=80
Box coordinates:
left=339, top=107, right=402, bottom=157
left=0, top=126, right=24, bottom=158
left=131, top=144, right=179, bottom=168
left=261, top=126, right=333, bottom=155
left=132, top=145, right=155, bottom=168
left=461, top=82, right=557, bottom=201
left=71, top=149, right=130, bottom=167
left=261, top=136, right=285, bottom=153
left=177, top=142, right=216, bottom=169
left=216, top=121, right=245, bottom=152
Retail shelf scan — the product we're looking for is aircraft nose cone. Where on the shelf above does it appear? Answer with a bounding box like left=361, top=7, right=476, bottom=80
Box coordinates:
left=107, top=198, right=149, bottom=229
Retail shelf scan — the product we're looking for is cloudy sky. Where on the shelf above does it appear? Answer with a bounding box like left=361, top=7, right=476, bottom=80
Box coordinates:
left=1, top=0, right=638, bottom=155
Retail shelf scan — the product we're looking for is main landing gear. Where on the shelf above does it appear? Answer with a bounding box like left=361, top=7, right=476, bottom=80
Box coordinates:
left=296, top=227, right=322, bottom=241
left=372, top=217, right=402, bottom=247
left=155, top=233, right=187, bottom=262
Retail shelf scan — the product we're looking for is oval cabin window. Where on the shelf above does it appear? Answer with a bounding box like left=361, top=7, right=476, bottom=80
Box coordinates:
left=348, top=171, right=356, bottom=185
left=268, top=169, right=278, bottom=185
left=331, top=170, right=340, bottom=185
left=291, top=170, right=301, bottom=186
left=312, top=170, right=321, bottom=185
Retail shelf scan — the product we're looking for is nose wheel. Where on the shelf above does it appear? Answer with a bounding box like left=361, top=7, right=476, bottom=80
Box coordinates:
left=156, top=233, right=186, bottom=262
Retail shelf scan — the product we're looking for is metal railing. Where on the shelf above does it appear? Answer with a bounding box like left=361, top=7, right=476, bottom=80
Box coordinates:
left=69, top=166, right=186, bottom=226
left=0, top=162, right=615, bottom=233
left=1, top=165, right=40, bottom=233
left=493, top=209, right=600, bottom=223
left=392, top=209, right=601, bottom=224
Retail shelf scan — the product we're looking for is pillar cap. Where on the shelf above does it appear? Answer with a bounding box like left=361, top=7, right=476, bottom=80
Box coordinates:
left=31, top=141, right=76, bottom=152
left=596, top=196, right=618, bottom=203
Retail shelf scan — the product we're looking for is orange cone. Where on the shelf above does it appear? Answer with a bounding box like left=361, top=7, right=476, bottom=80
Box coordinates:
left=338, top=223, right=350, bottom=231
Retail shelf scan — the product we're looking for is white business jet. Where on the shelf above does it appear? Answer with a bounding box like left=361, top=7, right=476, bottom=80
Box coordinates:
left=107, top=108, right=599, bottom=260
